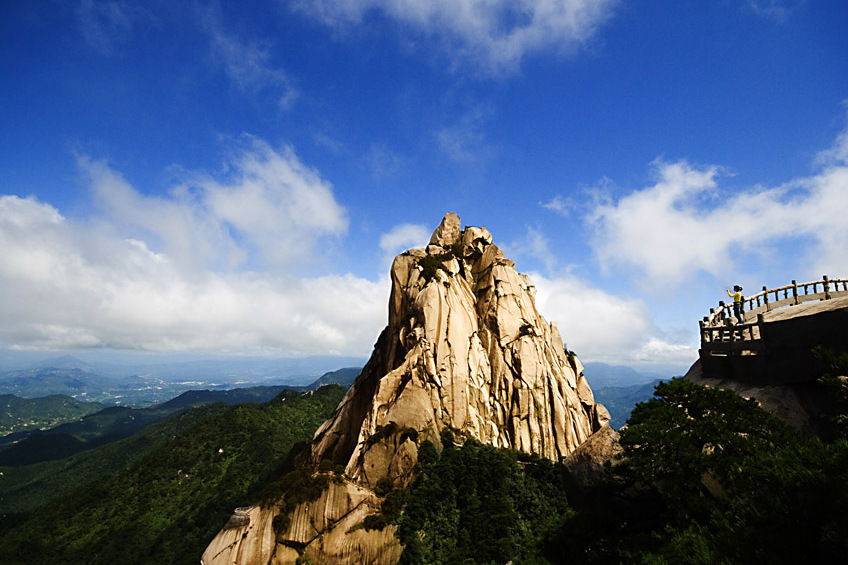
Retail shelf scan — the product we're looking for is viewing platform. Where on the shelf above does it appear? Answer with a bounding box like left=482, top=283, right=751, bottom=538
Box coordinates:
left=698, top=276, right=848, bottom=383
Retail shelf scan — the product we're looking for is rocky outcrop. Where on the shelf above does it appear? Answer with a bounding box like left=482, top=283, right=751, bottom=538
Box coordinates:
left=202, top=482, right=401, bottom=565
left=562, top=424, right=623, bottom=495
left=689, top=295, right=848, bottom=435
left=202, top=213, right=609, bottom=565
left=686, top=358, right=821, bottom=434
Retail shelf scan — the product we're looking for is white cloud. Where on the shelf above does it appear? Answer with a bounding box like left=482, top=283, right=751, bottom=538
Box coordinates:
left=502, top=225, right=697, bottom=370
left=379, top=223, right=430, bottom=266
left=815, top=106, right=848, bottom=166
left=291, top=0, right=618, bottom=73
left=80, top=156, right=229, bottom=274
left=196, top=139, right=349, bottom=270
left=0, top=193, right=386, bottom=355
left=632, top=337, right=696, bottom=368
left=587, top=140, right=848, bottom=287
left=531, top=272, right=695, bottom=368
left=0, top=139, right=386, bottom=356
left=540, top=195, right=574, bottom=217
left=80, top=137, right=348, bottom=274
left=201, top=8, right=298, bottom=109
left=507, top=226, right=558, bottom=273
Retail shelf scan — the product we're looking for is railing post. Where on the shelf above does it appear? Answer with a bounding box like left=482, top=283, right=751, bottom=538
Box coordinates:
left=792, top=280, right=798, bottom=305
left=729, top=321, right=736, bottom=355
left=763, top=285, right=770, bottom=311
left=824, top=275, right=831, bottom=300
left=757, top=313, right=764, bottom=347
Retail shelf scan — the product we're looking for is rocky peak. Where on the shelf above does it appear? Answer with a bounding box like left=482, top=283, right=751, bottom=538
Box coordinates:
left=428, top=211, right=461, bottom=246
left=202, top=213, right=609, bottom=565
left=310, top=214, right=608, bottom=484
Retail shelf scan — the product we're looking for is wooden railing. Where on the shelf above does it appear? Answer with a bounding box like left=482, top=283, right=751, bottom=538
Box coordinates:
left=700, top=275, right=848, bottom=356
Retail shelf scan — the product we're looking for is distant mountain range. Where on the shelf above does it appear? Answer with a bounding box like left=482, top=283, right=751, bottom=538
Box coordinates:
left=593, top=379, right=663, bottom=429
left=582, top=361, right=672, bottom=388
left=0, top=367, right=360, bottom=467
left=0, top=353, right=367, bottom=379
left=0, top=356, right=364, bottom=406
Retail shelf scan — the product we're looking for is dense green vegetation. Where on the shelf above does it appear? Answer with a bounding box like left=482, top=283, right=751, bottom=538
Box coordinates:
left=396, top=430, right=571, bottom=565
left=0, top=385, right=345, bottom=565
left=0, top=403, right=229, bottom=514
left=0, top=394, right=104, bottom=435
left=0, top=405, right=181, bottom=465
left=813, top=345, right=848, bottom=440
left=551, top=377, right=848, bottom=564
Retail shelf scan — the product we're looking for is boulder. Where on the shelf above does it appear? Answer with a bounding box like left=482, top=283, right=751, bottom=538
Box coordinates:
left=562, top=425, right=623, bottom=494
left=428, top=212, right=461, bottom=247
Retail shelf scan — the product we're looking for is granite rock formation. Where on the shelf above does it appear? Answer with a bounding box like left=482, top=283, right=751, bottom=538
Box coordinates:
left=202, top=213, right=609, bottom=565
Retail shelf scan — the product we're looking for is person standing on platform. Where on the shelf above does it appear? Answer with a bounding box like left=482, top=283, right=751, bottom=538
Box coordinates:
left=727, top=285, right=743, bottom=323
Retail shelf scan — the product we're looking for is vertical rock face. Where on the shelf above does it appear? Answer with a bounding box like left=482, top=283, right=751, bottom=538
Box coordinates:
left=311, top=214, right=608, bottom=486
left=202, top=214, right=609, bottom=565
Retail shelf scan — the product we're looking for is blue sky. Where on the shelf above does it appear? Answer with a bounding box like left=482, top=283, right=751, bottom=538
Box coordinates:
left=1, top=0, right=847, bottom=374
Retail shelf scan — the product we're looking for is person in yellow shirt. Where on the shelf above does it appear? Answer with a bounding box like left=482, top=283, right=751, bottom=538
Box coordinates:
left=727, top=285, right=743, bottom=322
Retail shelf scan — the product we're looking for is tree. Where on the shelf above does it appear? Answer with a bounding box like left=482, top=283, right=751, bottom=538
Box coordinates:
left=620, top=377, right=794, bottom=523
left=553, top=377, right=848, bottom=564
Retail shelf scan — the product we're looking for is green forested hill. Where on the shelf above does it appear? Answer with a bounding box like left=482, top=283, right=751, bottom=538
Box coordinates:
left=0, top=385, right=346, bottom=565
left=0, top=384, right=314, bottom=464
left=0, top=402, right=230, bottom=514
left=0, top=394, right=104, bottom=435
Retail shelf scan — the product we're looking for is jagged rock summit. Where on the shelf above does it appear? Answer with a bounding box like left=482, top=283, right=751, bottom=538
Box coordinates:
left=202, top=213, right=609, bottom=565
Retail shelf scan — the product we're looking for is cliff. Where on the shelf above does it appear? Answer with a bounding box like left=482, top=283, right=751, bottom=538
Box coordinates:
left=201, top=213, right=609, bottom=565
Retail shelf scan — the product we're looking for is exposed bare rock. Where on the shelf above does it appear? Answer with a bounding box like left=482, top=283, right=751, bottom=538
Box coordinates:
left=201, top=481, right=402, bottom=565
left=311, top=214, right=608, bottom=485
left=224, top=507, right=252, bottom=529
left=202, top=213, right=608, bottom=565
left=562, top=424, right=623, bottom=492
left=201, top=506, right=278, bottom=565
left=428, top=211, right=461, bottom=246
left=685, top=359, right=815, bottom=434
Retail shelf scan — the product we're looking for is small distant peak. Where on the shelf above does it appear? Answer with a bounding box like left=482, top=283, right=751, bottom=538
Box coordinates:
left=429, top=212, right=461, bottom=247
left=31, top=355, right=94, bottom=372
